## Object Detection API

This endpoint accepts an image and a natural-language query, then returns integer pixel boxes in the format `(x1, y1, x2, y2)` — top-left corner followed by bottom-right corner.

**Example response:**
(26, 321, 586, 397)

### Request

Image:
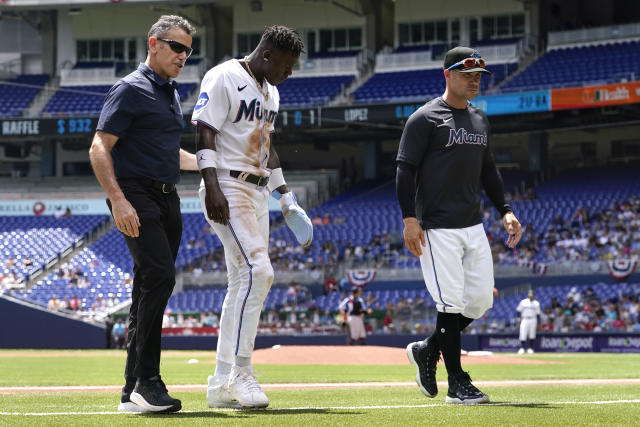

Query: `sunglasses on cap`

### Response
(446, 57, 486, 70)
(157, 38, 193, 58)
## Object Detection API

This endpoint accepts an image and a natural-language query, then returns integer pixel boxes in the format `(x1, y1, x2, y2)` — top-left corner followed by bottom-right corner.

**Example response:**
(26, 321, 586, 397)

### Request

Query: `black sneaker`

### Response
(406, 338, 440, 397)
(118, 379, 146, 413)
(445, 371, 490, 404)
(130, 376, 182, 413)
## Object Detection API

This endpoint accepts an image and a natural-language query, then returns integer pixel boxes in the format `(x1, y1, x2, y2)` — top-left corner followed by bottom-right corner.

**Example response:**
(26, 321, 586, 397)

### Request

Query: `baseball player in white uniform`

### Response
(517, 289, 540, 354)
(339, 288, 373, 345)
(191, 26, 311, 409)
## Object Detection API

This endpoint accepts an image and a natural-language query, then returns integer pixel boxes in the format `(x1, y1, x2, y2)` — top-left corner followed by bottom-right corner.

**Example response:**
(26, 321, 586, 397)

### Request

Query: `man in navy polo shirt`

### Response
(89, 15, 197, 413)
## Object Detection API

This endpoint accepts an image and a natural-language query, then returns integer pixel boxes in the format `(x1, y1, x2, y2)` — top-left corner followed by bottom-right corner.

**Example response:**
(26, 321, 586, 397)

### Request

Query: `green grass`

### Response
(1, 350, 639, 426)
(1, 350, 640, 386)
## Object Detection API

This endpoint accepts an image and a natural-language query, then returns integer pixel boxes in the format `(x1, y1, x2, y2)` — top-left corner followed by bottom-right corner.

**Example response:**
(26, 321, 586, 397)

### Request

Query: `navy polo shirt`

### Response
(97, 63, 185, 184)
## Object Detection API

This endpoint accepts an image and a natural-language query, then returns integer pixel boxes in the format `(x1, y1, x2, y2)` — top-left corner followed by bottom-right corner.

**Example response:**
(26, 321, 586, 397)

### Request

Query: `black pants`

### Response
(108, 178, 182, 380)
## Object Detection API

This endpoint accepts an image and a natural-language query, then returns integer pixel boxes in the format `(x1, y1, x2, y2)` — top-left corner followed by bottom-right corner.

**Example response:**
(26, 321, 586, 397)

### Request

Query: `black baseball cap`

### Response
(443, 46, 491, 74)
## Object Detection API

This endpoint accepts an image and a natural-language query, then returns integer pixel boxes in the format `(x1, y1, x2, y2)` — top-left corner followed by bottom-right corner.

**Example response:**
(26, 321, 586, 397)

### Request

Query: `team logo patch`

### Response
(194, 93, 209, 112)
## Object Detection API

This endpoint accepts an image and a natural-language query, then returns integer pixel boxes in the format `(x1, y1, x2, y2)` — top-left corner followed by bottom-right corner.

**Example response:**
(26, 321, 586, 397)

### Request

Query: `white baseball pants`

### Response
(347, 315, 366, 340)
(519, 318, 537, 341)
(199, 175, 273, 365)
(419, 223, 494, 319)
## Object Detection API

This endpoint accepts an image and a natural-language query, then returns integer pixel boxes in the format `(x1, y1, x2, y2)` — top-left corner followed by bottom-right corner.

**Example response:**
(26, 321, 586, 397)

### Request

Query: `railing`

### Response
(177, 61, 208, 83)
(375, 50, 438, 71)
(60, 67, 117, 86)
(548, 22, 640, 46)
(375, 43, 520, 73)
(294, 51, 372, 77)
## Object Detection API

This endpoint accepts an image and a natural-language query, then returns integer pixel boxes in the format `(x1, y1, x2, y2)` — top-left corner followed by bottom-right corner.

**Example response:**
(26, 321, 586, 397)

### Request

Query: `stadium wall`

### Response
(394, 0, 525, 21)
(0, 296, 105, 349)
(232, 0, 366, 33)
(162, 332, 640, 353)
(71, 5, 203, 40)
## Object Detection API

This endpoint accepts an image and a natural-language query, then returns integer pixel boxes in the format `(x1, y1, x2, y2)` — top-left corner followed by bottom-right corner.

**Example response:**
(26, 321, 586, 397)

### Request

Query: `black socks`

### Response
(435, 312, 462, 375)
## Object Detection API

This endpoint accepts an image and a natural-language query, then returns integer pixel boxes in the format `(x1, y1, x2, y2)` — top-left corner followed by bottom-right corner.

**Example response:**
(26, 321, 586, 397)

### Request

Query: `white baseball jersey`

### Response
(516, 298, 541, 319)
(191, 59, 280, 175)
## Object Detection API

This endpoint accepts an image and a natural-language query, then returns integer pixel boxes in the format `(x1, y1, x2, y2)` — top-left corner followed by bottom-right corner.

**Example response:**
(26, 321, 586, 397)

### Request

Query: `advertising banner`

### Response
(598, 335, 640, 353)
(551, 81, 640, 110)
(478, 333, 640, 353)
(0, 196, 281, 216)
(471, 90, 551, 116)
(0, 197, 205, 216)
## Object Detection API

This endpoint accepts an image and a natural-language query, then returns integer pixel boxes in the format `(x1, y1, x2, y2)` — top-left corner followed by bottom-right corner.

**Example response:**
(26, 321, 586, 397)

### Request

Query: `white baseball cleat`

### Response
(207, 375, 241, 408)
(228, 366, 269, 409)
(517, 348, 525, 355)
(527, 348, 534, 354)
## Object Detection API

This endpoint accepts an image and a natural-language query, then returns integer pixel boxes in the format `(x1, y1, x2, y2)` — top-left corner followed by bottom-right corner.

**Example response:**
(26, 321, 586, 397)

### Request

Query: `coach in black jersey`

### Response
(397, 46, 522, 405)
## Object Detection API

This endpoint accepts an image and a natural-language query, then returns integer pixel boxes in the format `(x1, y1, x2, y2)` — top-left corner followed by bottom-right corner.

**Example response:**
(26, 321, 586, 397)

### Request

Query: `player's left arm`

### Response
(268, 143, 313, 247)
(179, 148, 198, 171)
(480, 123, 522, 248)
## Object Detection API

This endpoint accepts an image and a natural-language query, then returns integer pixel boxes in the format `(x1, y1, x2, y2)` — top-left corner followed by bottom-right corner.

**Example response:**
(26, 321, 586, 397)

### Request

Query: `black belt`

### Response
(143, 178, 176, 194)
(118, 177, 176, 194)
(229, 170, 269, 187)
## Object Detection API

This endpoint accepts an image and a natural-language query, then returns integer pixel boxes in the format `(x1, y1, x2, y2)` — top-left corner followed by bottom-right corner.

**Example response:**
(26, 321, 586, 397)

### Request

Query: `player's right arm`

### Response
(396, 111, 431, 257)
(89, 131, 140, 238)
(192, 69, 231, 224)
(196, 126, 229, 224)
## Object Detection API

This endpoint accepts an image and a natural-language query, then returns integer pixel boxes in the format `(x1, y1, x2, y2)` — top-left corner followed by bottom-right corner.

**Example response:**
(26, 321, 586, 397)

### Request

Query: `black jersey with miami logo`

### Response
(397, 96, 504, 229)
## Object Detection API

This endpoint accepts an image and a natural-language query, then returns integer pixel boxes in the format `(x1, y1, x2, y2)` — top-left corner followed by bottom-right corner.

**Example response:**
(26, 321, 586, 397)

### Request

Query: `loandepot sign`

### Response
(540, 336, 594, 351)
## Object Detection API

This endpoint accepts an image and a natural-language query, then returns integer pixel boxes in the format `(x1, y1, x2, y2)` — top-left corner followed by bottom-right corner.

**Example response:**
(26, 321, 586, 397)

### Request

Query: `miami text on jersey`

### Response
(445, 128, 487, 147)
(233, 98, 278, 124)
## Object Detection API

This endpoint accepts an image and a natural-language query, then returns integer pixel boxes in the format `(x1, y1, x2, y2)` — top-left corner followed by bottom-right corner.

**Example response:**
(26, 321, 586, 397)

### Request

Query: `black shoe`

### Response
(445, 371, 489, 404)
(406, 338, 439, 397)
(130, 376, 182, 413)
(118, 378, 146, 413)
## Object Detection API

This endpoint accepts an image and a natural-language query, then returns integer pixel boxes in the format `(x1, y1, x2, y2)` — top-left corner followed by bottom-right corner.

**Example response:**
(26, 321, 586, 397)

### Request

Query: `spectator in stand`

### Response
(47, 295, 60, 311)
(69, 294, 80, 311)
(322, 213, 332, 225)
(203, 312, 219, 327)
(162, 309, 174, 328)
(334, 214, 345, 225)
(311, 214, 323, 226)
(113, 319, 127, 349)
(22, 256, 33, 268)
(382, 309, 394, 333)
(324, 275, 339, 294)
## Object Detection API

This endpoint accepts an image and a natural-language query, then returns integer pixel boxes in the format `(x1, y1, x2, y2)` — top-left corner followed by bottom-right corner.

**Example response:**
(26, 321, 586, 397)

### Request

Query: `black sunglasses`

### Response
(157, 38, 193, 58)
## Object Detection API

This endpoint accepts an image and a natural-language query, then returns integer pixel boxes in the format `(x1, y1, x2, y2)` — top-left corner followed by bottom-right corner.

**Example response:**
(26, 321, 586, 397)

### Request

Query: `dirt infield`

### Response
(0, 346, 557, 365)
(250, 345, 558, 365)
